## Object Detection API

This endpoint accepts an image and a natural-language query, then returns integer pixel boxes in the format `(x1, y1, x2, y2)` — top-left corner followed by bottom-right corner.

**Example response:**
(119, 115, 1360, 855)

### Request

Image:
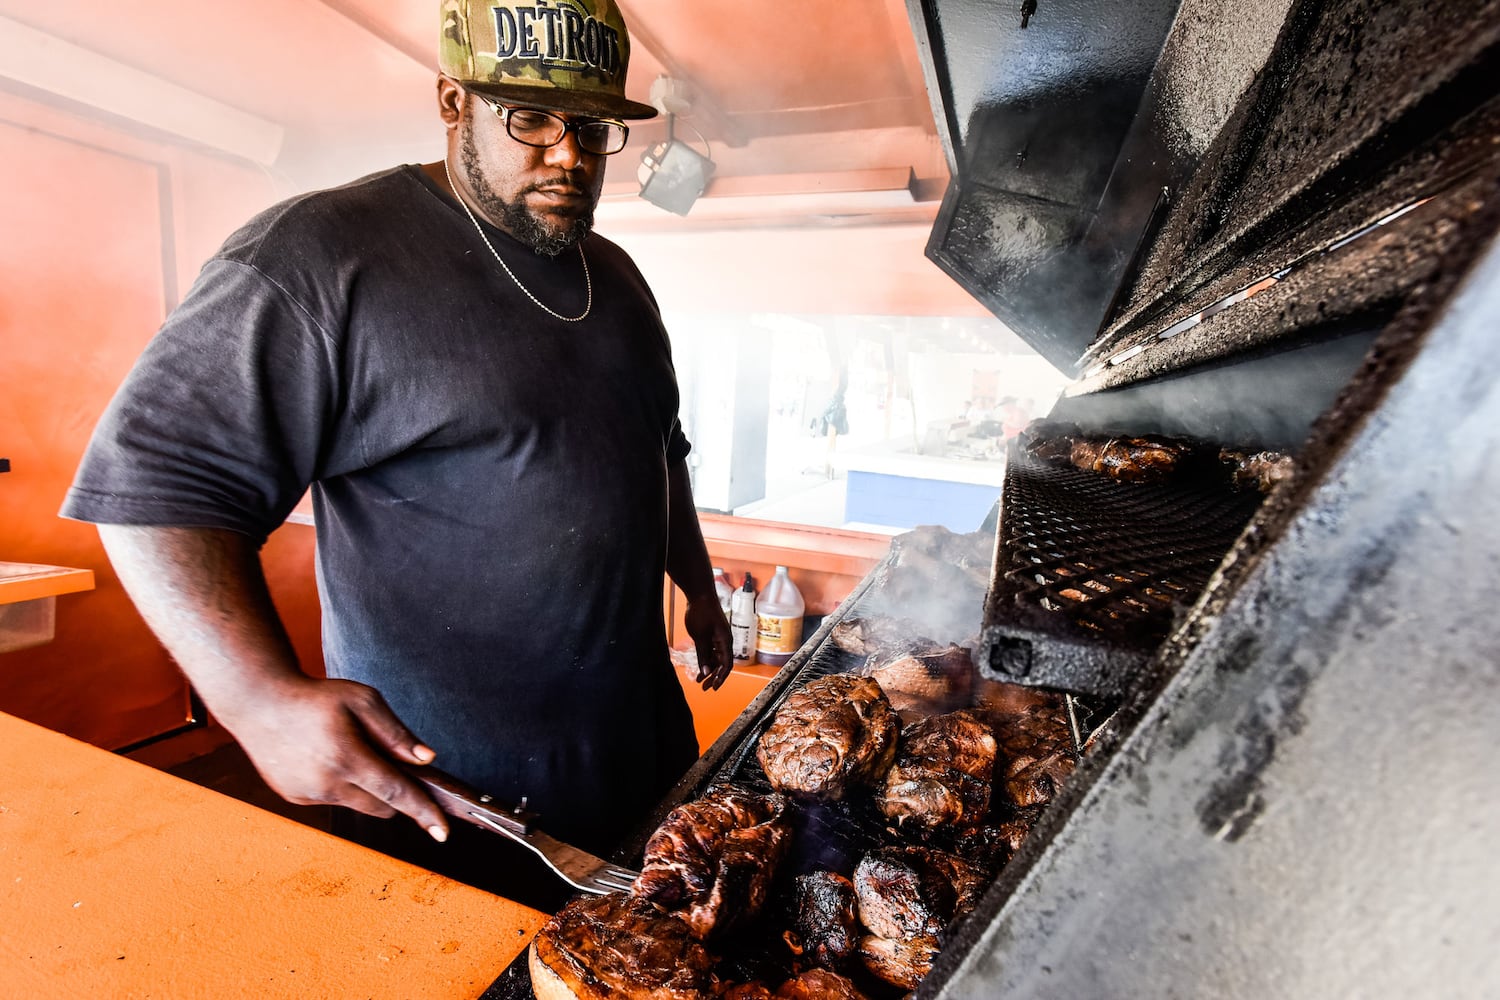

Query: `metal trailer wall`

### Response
(929, 222, 1500, 997)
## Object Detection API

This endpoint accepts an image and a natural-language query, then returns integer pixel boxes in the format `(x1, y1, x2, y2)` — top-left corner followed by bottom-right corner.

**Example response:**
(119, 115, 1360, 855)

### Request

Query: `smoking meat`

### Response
(528, 892, 718, 1000)
(876, 710, 996, 834)
(756, 674, 899, 800)
(633, 784, 792, 941)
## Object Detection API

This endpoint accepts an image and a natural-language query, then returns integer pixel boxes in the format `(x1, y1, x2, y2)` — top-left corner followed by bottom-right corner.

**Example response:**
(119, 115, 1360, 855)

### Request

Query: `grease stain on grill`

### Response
(1195, 664, 1313, 842)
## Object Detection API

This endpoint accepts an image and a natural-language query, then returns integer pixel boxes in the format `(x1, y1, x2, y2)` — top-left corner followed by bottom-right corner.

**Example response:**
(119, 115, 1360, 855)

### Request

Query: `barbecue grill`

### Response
(486, 0, 1500, 995)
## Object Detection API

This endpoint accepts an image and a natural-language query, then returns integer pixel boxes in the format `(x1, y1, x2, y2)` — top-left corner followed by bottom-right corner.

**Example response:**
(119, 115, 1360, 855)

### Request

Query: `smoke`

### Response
(1053, 328, 1383, 451)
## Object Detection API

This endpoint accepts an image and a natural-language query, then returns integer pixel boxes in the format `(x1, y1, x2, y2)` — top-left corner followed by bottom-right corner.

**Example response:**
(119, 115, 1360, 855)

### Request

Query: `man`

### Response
(61, 0, 731, 908)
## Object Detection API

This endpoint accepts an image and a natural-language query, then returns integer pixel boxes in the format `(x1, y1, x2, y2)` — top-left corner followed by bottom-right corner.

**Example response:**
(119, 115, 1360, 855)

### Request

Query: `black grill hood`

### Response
(913, 0, 1500, 382)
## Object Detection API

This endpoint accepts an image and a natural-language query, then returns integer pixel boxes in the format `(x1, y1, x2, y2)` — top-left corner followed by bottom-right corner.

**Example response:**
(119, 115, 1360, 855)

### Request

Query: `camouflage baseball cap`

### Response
(440, 0, 658, 120)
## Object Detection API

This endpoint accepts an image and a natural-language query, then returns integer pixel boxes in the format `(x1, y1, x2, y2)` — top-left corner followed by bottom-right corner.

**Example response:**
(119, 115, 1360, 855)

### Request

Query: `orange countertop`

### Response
(0, 712, 547, 998)
(0, 561, 94, 605)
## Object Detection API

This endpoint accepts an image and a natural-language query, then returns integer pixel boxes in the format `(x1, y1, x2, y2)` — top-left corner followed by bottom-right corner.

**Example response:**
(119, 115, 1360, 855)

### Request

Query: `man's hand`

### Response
(95, 524, 450, 842)
(218, 674, 451, 840)
(684, 596, 734, 691)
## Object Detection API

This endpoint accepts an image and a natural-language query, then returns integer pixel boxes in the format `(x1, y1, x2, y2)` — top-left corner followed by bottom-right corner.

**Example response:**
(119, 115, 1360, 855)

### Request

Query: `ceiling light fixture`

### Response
(637, 76, 715, 216)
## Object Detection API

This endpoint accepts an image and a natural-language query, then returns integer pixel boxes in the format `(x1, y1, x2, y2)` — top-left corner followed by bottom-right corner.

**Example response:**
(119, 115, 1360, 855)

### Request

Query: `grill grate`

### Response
(980, 444, 1265, 697)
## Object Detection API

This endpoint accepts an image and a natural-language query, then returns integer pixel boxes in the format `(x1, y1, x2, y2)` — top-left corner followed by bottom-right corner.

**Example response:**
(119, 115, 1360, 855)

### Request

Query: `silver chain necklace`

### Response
(443, 158, 592, 323)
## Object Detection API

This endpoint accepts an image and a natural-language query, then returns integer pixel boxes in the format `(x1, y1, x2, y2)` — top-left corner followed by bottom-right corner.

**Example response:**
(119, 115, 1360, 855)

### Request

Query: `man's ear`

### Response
(436, 75, 463, 131)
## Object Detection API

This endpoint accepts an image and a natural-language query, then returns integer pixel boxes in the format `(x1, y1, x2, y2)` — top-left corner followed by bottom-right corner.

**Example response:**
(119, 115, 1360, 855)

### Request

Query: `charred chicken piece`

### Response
(995, 702, 1077, 809)
(1018, 419, 1082, 464)
(633, 784, 792, 941)
(1070, 435, 1196, 482)
(757, 675, 899, 800)
(829, 615, 936, 660)
(947, 818, 1029, 874)
(1023, 420, 1216, 484)
(877, 710, 996, 834)
(773, 968, 869, 999)
(1220, 447, 1295, 492)
(871, 526, 995, 637)
(858, 932, 941, 992)
(719, 985, 774, 1000)
(866, 643, 976, 718)
(528, 892, 719, 1000)
(854, 846, 985, 942)
(854, 846, 985, 990)
(722, 970, 868, 1000)
(972, 677, 1063, 721)
(782, 871, 861, 971)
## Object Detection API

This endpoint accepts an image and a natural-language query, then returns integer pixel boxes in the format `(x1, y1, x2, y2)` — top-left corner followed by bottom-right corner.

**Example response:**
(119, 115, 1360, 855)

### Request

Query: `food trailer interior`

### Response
(2, 0, 1497, 996)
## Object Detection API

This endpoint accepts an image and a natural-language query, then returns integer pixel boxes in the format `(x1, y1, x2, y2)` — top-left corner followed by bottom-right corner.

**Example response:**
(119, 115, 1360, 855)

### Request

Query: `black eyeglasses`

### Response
(475, 96, 630, 156)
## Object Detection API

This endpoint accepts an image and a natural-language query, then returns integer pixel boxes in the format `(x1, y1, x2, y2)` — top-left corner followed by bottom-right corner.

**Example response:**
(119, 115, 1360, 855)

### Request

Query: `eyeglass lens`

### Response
(505, 107, 628, 155)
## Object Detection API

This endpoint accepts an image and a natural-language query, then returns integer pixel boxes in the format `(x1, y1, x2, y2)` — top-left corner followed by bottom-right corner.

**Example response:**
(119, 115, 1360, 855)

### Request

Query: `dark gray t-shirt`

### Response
(63, 165, 697, 848)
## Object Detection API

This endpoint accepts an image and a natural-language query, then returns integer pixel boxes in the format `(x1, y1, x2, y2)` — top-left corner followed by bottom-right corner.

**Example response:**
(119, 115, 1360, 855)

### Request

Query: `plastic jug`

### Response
(755, 566, 805, 668)
(712, 567, 734, 617)
(730, 573, 758, 664)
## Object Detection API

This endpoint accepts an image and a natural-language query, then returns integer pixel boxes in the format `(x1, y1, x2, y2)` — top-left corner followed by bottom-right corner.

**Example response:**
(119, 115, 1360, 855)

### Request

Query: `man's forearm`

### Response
(665, 459, 716, 602)
(96, 524, 304, 715)
(97, 523, 449, 833)
(665, 460, 734, 688)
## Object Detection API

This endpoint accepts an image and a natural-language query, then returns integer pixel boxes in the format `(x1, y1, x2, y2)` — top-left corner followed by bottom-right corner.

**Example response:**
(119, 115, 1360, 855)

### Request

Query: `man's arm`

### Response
(97, 524, 450, 840)
(665, 460, 733, 690)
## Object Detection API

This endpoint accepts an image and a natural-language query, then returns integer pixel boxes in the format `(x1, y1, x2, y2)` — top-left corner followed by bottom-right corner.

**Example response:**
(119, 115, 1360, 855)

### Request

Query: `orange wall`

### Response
(0, 90, 322, 750)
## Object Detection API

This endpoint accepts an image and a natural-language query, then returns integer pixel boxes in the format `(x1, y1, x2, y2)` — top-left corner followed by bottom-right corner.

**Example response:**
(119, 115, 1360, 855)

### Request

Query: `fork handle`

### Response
(401, 763, 540, 836)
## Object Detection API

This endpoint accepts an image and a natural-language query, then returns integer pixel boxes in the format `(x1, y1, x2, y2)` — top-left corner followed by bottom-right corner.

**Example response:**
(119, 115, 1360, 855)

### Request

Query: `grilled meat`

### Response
(1025, 418, 1295, 493)
(877, 710, 996, 834)
(854, 846, 985, 990)
(1005, 750, 1077, 807)
(528, 892, 718, 1000)
(1070, 435, 1196, 482)
(782, 871, 861, 971)
(995, 702, 1077, 808)
(722, 970, 868, 1000)
(719, 985, 774, 1000)
(829, 615, 935, 660)
(871, 526, 995, 639)
(947, 819, 1029, 874)
(866, 643, 976, 718)
(972, 677, 1062, 721)
(1018, 419, 1082, 463)
(757, 674, 899, 800)
(772, 969, 869, 999)
(633, 784, 793, 941)
(857, 932, 940, 991)
(853, 846, 985, 942)
(993, 817, 1034, 854)
(1220, 447, 1295, 492)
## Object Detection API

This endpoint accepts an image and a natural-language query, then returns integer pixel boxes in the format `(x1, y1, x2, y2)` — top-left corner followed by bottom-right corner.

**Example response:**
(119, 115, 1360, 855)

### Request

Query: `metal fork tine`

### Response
(469, 812, 641, 896)
(585, 871, 640, 894)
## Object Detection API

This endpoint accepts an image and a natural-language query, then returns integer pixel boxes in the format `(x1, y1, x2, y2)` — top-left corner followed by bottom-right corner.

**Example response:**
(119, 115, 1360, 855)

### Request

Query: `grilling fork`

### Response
(405, 765, 642, 895)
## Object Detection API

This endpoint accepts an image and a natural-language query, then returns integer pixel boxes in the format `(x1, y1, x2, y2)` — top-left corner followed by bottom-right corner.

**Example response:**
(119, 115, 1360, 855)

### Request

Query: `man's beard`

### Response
(459, 123, 594, 258)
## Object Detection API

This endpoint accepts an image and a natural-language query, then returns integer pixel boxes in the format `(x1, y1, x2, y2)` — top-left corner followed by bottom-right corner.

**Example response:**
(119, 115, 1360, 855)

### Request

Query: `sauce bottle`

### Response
(755, 566, 805, 668)
(730, 573, 758, 664)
